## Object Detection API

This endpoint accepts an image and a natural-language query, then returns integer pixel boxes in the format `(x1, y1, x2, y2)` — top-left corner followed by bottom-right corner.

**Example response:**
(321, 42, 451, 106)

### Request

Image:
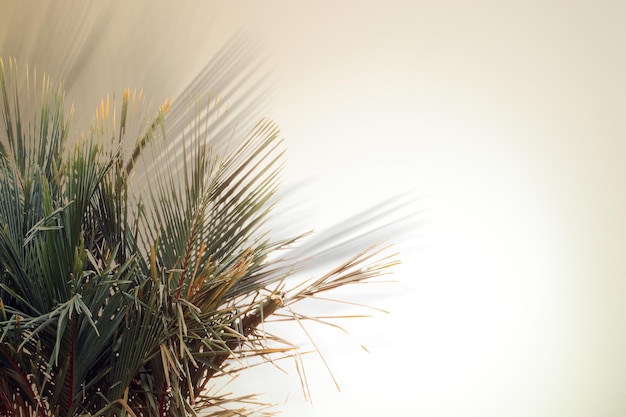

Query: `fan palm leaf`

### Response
(0, 56, 399, 417)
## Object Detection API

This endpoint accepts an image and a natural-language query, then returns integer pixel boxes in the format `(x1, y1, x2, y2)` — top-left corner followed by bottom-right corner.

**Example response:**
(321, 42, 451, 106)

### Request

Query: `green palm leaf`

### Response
(0, 56, 399, 417)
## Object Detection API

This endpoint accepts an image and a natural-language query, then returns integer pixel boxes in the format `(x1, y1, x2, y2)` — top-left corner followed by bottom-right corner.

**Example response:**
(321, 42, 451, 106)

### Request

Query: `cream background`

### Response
(2, 1, 626, 415)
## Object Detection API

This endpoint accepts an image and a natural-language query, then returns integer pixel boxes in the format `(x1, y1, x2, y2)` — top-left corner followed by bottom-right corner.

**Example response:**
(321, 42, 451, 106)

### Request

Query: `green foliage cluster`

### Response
(0, 58, 396, 416)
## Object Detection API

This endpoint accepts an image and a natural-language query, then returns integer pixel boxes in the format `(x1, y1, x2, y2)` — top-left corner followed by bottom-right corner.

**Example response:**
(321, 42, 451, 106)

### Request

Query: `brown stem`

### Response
(203, 294, 283, 383)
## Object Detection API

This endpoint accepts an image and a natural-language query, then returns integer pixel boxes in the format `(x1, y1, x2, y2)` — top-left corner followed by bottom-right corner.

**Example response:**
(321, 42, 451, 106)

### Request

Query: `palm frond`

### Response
(0, 56, 402, 417)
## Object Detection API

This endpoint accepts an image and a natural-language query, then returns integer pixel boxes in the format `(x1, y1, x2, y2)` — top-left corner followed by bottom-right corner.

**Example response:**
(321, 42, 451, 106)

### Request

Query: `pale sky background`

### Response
(2, 1, 626, 416)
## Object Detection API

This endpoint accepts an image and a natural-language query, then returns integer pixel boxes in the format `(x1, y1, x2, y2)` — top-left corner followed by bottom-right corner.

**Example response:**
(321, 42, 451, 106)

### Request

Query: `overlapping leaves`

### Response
(0, 58, 398, 417)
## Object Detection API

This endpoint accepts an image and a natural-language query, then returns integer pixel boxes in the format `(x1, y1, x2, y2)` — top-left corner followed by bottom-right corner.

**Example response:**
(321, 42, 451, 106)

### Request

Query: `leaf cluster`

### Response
(0, 58, 397, 417)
